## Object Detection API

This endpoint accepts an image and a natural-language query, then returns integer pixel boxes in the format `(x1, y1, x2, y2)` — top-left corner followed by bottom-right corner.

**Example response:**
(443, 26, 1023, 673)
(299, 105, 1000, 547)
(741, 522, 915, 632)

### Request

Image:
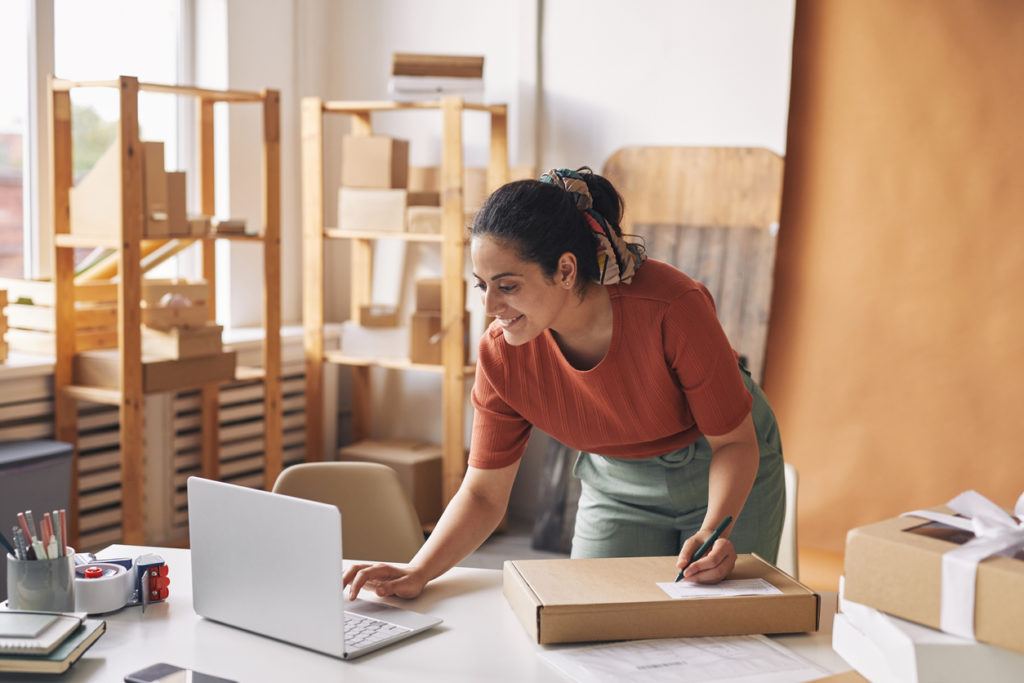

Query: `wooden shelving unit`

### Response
(302, 96, 507, 503)
(51, 76, 282, 545)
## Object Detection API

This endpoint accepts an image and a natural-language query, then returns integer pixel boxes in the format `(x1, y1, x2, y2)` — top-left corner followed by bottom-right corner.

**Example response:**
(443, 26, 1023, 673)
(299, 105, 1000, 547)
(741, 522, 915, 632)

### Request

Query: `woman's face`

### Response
(470, 235, 572, 346)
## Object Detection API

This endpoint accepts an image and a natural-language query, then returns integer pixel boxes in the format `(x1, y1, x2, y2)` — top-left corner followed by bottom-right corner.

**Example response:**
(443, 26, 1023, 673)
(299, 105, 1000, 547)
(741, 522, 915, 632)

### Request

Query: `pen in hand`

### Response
(675, 515, 733, 582)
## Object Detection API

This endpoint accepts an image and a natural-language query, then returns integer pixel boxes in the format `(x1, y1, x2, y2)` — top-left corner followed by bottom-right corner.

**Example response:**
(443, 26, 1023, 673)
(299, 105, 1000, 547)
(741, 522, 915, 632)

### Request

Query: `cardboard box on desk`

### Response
(504, 554, 820, 645)
(843, 505, 1024, 655)
(337, 439, 442, 525)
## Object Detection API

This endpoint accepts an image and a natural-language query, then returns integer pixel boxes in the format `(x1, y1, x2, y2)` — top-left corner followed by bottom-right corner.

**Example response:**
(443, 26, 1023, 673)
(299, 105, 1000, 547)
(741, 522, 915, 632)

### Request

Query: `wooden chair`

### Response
(272, 462, 425, 563)
(602, 146, 784, 382)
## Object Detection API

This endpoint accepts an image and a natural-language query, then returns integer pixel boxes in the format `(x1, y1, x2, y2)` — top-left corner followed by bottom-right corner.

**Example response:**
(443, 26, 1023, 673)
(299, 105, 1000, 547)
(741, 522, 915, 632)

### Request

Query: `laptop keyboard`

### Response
(344, 611, 412, 650)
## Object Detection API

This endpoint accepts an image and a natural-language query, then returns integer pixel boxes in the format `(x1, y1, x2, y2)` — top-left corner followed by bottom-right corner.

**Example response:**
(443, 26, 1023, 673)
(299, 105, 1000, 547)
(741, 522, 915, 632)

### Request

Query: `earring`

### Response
(564, 281, 571, 287)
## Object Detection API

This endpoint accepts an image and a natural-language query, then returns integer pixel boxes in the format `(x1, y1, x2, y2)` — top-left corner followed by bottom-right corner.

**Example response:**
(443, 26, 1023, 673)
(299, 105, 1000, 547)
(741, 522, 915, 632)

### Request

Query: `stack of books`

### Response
(389, 53, 484, 101)
(0, 611, 106, 675)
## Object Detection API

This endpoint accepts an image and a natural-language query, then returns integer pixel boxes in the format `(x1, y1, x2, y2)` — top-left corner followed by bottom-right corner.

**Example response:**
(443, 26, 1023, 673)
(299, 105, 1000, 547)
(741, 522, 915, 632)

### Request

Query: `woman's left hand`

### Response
(675, 533, 736, 583)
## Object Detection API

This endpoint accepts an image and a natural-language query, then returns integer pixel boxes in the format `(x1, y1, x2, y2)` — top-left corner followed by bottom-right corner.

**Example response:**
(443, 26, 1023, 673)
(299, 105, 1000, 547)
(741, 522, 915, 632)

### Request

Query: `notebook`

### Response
(0, 611, 84, 655)
(0, 619, 106, 674)
(187, 476, 442, 660)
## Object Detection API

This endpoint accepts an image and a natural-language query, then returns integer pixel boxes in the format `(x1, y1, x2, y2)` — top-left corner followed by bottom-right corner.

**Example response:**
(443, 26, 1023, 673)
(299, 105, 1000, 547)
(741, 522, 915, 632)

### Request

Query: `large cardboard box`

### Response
(341, 135, 409, 189)
(843, 507, 1024, 655)
(504, 554, 820, 644)
(337, 439, 442, 524)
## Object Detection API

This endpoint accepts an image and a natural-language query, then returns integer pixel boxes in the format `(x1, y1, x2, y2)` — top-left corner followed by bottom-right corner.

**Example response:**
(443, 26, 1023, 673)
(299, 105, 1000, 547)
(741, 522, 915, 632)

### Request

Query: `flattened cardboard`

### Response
(843, 507, 1024, 655)
(73, 349, 236, 392)
(503, 554, 820, 644)
(166, 171, 188, 236)
(337, 439, 442, 524)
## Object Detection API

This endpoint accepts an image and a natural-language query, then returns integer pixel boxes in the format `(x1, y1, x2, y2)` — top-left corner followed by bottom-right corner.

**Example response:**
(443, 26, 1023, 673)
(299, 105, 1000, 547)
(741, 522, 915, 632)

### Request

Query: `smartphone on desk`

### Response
(125, 662, 237, 683)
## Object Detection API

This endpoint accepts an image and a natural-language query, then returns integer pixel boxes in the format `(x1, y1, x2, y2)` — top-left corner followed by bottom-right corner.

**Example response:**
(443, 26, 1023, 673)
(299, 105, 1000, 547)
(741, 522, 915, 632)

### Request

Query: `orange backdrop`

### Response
(764, 1, 1024, 553)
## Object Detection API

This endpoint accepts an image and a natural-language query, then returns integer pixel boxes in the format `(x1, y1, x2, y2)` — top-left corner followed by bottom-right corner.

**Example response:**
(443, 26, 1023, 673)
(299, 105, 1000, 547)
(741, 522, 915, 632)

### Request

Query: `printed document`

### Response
(541, 634, 828, 683)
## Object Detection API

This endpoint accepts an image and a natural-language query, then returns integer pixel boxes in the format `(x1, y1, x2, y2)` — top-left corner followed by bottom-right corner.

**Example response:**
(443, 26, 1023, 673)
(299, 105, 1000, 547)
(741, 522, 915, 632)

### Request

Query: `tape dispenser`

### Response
(73, 553, 170, 615)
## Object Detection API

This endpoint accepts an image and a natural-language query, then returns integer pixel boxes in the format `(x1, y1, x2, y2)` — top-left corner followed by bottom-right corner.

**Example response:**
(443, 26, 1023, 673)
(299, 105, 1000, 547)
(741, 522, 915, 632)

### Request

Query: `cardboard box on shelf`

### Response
(504, 554, 820, 645)
(337, 439, 443, 525)
(414, 278, 466, 313)
(73, 349, 236, 393)
(409, 310, 470, 366)
(142, 321, 223, 359)
(341, 135, 409, 189)
(415, 278, 443, 312)
(358, 304, 399, 328)
(843, 498, 1024, 655)
(407, 190, 440, 207)
(339, 320, 408, 360)
(338, 188, 407, 232)
(141, 303, 210, 330)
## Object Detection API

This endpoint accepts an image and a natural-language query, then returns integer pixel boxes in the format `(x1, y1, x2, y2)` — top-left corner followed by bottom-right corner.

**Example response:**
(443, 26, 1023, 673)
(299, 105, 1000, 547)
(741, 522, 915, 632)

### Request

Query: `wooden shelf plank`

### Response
(324, 228, 444, 243)
(321, 100, 506, 115)
(55, 233, 121, 249)
(323, 350, 474, 377)
(52, 78, 263, 102)
(62, 385, 123, 406)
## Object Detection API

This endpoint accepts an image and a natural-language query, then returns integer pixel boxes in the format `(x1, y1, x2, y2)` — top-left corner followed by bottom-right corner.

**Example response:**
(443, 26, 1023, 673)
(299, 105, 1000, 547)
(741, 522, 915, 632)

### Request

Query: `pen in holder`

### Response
(6, 547, 76, 612)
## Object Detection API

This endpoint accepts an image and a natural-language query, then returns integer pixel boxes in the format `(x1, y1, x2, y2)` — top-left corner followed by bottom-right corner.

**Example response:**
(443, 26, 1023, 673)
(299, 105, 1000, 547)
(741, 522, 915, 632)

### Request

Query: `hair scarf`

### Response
(540, 168, 646, 285)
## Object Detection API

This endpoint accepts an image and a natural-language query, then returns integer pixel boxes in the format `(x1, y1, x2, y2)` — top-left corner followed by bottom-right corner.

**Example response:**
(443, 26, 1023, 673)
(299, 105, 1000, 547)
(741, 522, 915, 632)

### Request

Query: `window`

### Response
(0, 0, 29, 278)
(55, 0, 184, 272)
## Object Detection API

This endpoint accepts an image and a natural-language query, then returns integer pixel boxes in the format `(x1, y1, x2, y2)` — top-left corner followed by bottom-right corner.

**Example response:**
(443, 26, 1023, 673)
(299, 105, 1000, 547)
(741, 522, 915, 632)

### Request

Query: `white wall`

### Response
(539, 0, 795, 169)
(209, 0, 795, 518)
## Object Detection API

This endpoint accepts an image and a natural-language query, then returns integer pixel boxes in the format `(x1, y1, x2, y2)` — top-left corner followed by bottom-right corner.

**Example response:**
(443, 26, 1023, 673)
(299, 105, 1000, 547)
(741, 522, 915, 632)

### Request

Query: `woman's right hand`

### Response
(342, 562, 428, 601)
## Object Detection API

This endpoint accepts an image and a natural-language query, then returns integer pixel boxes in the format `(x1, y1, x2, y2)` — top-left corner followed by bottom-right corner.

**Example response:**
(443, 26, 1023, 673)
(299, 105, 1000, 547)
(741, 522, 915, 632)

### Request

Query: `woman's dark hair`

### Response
(470, 166, 625, 293)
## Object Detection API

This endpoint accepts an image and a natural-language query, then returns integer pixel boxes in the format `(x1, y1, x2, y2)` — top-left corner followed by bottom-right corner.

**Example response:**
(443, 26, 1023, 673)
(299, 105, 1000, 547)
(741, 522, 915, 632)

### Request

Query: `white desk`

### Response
(8, 545, 852, 682)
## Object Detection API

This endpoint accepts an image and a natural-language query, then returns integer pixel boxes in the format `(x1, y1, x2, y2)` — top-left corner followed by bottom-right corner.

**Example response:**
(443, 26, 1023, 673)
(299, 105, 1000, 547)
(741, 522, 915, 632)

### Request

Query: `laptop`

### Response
(187, 476, 442, 660)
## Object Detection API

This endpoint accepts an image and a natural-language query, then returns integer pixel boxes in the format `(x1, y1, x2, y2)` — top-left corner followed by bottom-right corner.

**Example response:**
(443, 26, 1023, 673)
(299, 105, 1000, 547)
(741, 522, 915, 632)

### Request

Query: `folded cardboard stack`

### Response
(71, 140, 211, 239)
(388, 53, 484, 102)
(504, 553, 819, 645)
(838, 490, 1024, 680)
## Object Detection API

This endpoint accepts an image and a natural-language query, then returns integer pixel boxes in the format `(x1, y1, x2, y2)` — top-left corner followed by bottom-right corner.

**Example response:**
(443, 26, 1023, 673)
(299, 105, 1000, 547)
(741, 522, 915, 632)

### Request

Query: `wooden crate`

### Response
(73, 349, 237, 393)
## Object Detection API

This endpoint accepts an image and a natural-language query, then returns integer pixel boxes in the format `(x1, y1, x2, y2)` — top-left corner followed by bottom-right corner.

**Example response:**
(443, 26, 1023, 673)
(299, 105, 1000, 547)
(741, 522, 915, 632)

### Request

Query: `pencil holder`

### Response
(6, 548, 75, 612)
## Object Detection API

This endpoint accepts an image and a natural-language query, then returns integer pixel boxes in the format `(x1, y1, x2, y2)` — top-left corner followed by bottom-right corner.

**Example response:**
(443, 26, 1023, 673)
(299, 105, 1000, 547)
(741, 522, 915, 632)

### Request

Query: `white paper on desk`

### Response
(656, 577, 782, 599)
(541, 634, 828, 683)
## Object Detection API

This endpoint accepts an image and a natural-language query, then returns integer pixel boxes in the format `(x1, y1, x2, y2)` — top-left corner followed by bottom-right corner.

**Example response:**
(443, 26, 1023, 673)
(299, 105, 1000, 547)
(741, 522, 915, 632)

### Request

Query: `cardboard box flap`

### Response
(509, 554, 813, 606)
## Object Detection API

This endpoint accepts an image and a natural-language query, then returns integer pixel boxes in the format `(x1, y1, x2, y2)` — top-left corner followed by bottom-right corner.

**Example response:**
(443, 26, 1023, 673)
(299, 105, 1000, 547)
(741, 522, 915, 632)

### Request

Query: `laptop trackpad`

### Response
(346, 598, 441, 630)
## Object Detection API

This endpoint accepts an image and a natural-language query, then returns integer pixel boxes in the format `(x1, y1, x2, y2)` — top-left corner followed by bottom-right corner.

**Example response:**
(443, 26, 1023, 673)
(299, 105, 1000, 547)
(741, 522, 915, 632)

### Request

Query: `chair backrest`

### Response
(602, 146, 785, 382)
(272, 462, 425, 563)
(776, 462, 799, 579)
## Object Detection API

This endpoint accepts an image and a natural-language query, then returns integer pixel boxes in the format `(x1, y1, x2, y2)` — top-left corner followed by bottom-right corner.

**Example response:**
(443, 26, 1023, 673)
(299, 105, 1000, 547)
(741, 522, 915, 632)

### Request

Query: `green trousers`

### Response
(570, 366, 785, 561)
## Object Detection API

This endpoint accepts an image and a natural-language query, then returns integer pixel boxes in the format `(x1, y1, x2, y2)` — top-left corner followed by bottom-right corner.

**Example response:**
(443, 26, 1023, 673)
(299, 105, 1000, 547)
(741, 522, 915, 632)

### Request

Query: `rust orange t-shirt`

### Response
(469, 259, 752, 469)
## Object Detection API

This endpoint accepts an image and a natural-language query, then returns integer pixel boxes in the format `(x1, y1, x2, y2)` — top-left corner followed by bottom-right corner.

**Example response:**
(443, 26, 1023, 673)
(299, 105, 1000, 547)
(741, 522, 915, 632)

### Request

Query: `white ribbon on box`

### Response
(901, 490, 1024, 640)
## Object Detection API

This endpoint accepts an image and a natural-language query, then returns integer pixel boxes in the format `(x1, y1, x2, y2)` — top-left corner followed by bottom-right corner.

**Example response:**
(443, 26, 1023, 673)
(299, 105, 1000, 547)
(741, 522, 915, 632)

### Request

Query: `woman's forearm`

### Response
(703, 415, 759, 534)
(408, 464, 518, 582)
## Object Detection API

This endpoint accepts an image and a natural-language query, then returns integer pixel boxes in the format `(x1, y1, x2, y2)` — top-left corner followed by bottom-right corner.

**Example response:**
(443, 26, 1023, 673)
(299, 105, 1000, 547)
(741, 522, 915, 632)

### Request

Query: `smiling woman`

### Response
(344, 168, 788, 604)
